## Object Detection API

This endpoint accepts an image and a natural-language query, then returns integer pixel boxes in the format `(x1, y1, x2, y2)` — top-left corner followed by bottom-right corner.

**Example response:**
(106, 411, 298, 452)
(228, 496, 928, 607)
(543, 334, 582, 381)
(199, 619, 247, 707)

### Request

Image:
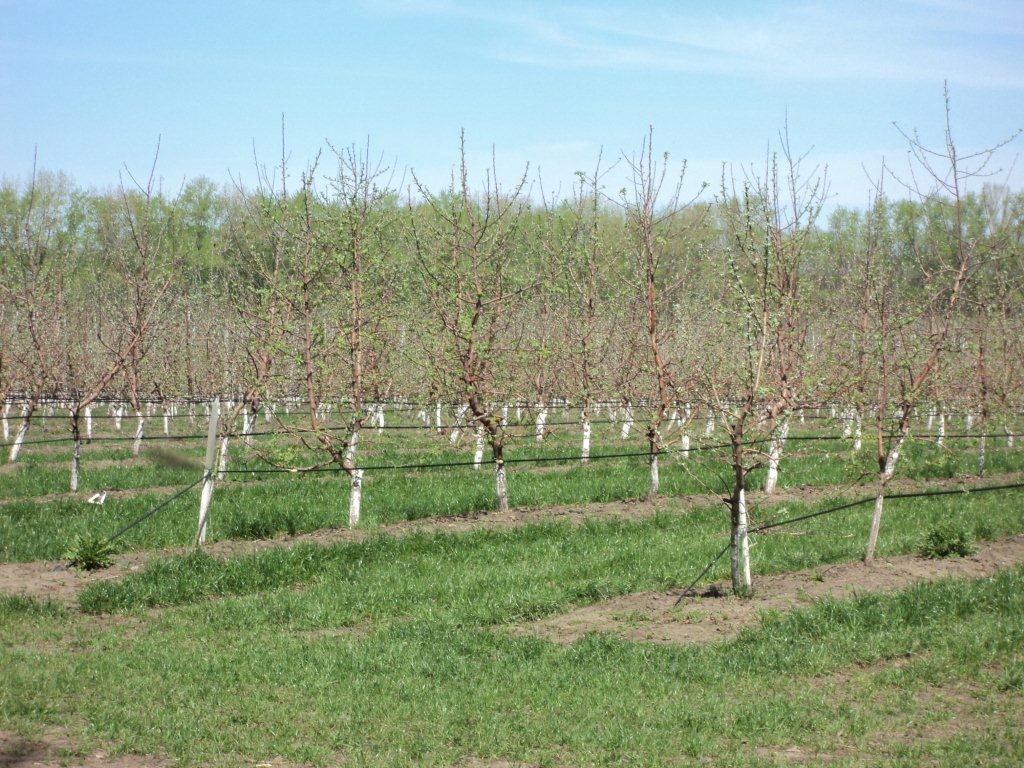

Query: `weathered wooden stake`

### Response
(196, 397, 221, 546)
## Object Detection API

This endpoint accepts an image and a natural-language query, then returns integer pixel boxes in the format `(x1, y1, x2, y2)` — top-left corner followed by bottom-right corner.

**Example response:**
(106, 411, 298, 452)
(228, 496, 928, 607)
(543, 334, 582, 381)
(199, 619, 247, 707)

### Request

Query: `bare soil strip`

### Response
(0, 728, 169, 768)
(0, 471, 1018, 606)
(518, 534, 1024, 646)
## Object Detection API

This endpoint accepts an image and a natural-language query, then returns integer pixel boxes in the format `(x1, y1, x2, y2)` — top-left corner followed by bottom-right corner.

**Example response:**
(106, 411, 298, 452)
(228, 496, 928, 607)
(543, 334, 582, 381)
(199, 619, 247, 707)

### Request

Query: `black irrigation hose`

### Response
(104, 478, 203, 546)
(185, 432, 1021, 477)
(673, 480, 1024, 603)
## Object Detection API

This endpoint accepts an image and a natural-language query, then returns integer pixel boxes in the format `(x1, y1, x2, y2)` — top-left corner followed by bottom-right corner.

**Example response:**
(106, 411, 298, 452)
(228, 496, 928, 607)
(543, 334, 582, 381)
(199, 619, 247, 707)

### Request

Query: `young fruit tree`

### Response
(696, 128, 826, 593)
(860, 90, 1020, 562)
(411, 135, 530, 513)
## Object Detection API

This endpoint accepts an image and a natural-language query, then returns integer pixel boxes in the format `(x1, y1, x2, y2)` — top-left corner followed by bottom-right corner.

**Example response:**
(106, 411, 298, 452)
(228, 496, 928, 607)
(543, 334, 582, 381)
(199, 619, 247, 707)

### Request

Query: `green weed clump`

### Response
(63, 534, 118, 570)
(919, 519, 977, 559)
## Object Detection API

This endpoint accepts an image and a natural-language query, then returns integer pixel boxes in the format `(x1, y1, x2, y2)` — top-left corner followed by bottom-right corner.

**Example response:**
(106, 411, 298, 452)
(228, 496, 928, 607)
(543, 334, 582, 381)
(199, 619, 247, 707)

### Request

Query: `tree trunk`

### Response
(535, 403, 548, 443)
(764, 418, 789, 495)
(70, 415, 82, 492)
(217, 435, 229, 480)
(620, 402, 634, 440)
(8, 403, 31, 462)
(864, 429, 908, 562)
(580, 408, 591, 464)
(647, 429, 660, 501)
(1, 399, 9, 442)
(132, 412, 145, 457)
(344, 429, 359, 464)
(494, 446, 509, 513)
(348, 469, 364, 527)
(473, 424, 484, 469)
(730, 478, 751, 594)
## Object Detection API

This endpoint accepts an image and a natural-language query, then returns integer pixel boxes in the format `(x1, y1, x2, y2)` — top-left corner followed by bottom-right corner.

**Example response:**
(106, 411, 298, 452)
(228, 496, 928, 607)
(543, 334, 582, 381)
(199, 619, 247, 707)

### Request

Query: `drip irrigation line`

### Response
(11, 414, 1019, 447)
(673, 479, 1024, 604)
(104, 478, 203, 546)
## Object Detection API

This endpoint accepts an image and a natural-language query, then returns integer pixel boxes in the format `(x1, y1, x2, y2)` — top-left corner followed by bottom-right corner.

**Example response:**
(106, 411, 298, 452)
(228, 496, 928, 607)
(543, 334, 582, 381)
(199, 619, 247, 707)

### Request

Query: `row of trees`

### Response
(2, 99, 1022, 590)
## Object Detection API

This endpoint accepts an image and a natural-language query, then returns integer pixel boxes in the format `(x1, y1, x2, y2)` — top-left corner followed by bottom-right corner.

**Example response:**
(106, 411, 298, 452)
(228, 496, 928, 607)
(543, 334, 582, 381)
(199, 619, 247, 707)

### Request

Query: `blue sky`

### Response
(2, 0, 1022, 208)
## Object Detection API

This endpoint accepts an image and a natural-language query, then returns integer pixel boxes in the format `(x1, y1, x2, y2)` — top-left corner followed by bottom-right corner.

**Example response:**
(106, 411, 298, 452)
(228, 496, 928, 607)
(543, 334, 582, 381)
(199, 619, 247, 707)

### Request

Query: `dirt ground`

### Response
(0, 729, 169, 768)
(518, 534, 1024, 646)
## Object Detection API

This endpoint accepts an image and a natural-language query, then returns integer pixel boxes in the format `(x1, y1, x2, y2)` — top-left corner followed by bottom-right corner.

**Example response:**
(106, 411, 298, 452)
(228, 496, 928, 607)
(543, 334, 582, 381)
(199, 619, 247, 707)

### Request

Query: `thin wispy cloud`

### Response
(370, 0, 1024, 88)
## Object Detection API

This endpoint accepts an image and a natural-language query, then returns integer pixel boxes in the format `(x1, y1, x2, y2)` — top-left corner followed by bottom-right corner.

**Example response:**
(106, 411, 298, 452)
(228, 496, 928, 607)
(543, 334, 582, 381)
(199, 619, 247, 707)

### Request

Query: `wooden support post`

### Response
(196, 397, 220, 546)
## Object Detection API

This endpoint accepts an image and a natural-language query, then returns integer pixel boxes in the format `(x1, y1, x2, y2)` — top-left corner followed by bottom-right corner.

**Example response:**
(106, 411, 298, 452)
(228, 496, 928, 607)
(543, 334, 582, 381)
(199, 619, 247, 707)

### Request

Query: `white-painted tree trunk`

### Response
(114, 404, 123, 432)
(449, 405, 467, 444)
(620, 403, 634, 440)
(348, 469, 364, 527)
(704, 412, 714, 437)
(936, 411, 946, 447)
(217, 435, 229, 480)
(581, 411, 592, 464)
(731, 486, 751, 593)
(764, 419, 789, 495)
(495, 460, 508, 513)
(242, 409, 254, 447)
(1006, 425, 1015, 449)
(345, 430, 359, 464)
(473, 425, 485, 469)
(648, 451, 660, 498)
(965, 411, 974, 431)
(9, 404, 31, 462)
(70, 436, 81, 492)
(680, 433, 690, 457)
(435, 402, 443, 433)
(163, 409, 171, 436)
(85, 406, 93, 441)
(978, 434, 987, 476)
(535, 405, 548, 443)
(132, 412, 145, 457)
(2, 400, 10, 442)
(865, 429, 909, 562)
(853, 410, 862, 452)
(842, 408, 853, 438)
(927, 410, 934, 430)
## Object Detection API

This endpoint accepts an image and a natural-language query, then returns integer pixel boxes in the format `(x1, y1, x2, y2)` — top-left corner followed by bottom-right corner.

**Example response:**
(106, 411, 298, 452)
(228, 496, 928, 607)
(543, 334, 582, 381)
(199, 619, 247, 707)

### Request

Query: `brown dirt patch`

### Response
(0, 729, 169, 768)
(519, 534, 1024, 646)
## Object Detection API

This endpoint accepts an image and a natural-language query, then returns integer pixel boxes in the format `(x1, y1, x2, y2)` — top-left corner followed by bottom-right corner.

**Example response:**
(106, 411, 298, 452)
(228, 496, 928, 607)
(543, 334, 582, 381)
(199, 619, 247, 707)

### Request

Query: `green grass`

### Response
(3, 563, 1022, 766)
